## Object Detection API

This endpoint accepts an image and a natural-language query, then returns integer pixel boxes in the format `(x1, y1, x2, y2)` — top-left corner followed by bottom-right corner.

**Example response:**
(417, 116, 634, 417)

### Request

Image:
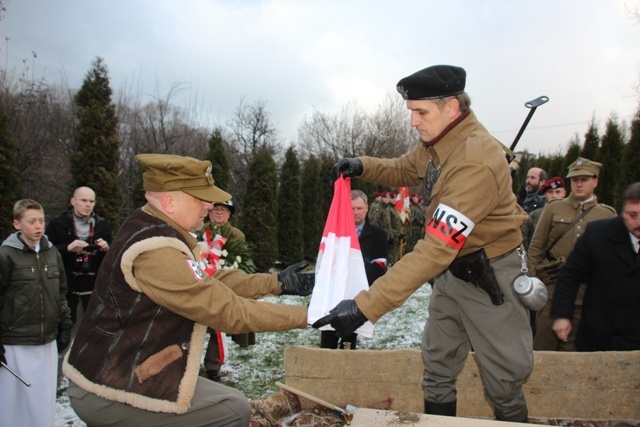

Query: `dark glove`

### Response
(330, 158, 363, 184)
(57, 323, 74, 352)
(278, 262, 315, 296)
(1, 343, 5, 365)
(312, 299, 368, 337)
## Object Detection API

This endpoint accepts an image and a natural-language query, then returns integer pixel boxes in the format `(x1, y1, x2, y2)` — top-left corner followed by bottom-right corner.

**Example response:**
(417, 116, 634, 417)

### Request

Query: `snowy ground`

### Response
(54, 283, 432, 426)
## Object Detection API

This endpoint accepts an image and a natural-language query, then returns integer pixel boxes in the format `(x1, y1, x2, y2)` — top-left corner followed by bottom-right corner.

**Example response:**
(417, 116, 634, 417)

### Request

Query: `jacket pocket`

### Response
(134, 345, 183, 384)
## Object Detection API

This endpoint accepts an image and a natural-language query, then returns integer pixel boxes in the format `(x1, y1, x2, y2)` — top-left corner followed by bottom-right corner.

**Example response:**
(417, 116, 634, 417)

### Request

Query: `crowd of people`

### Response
(1, 63, 639, 426)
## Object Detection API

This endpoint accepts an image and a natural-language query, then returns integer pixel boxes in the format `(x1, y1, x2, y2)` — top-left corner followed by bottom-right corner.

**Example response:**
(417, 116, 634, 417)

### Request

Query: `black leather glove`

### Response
(278, 262, 315, 296)
(330, 158, 363, 184)
(312, 299, 368, 337)
(57, 323, 74, 352)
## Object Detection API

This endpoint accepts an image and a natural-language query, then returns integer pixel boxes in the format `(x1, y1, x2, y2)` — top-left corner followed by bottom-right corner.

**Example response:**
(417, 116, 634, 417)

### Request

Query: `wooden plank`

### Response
(350, 408, 529, 426)
(284, 346, 640, 420)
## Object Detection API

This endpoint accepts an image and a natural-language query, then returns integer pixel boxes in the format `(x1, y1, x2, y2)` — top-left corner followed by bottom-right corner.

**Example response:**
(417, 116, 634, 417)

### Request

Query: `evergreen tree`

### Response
(581, 119, 600, 161)
(595, 114, 624, 207)
(617, 105, 640, 211)
(206, 127, 231, 192)
(0, 103, 22, 239)
(70, 57, 122, 230)
(277, 147, 303, 265)
(560, 137, 581, 178)
(242, 148, 278, 272)
(319, 158, 335, 220)
(301, 156, 323, 260)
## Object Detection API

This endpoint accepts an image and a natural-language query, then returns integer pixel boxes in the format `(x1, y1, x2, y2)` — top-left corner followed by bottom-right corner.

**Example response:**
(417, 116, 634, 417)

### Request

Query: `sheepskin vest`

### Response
(62, 208, 207, 414)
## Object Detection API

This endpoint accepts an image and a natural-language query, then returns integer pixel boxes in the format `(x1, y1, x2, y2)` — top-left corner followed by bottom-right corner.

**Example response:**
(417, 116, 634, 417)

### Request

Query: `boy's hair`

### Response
(13, 199, 44, 220)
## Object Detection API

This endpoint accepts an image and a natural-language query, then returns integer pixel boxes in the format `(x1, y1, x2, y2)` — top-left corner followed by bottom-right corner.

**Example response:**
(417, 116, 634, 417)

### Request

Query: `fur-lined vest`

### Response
(62, 208, 206, 414)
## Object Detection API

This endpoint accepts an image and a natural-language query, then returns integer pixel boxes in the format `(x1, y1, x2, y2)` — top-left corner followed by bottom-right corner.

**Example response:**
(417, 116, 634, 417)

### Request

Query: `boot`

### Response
(424, 400, 456, 416)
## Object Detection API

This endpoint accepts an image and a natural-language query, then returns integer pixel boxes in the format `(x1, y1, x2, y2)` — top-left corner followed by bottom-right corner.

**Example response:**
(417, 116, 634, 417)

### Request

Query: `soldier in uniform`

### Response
(406, 193, 426, 253)
(528, 158, 616, 351)
(63, 154, 314, 426)
(521, 176, 566, 250)
(368, 192, 389, 234)
(384, 191, 404, 264)
(314, 65, 532, 422)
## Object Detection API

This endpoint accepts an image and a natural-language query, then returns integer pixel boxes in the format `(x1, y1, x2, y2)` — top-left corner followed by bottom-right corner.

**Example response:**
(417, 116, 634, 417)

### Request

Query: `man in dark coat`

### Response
(551, 182, 640, 351)
(46, 186, 112, 323)
(320, 190, 387, 349)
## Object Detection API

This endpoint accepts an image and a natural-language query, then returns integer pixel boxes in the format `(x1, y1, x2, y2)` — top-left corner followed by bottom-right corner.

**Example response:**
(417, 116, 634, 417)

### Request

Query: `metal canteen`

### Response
(512, 275, 548, 311)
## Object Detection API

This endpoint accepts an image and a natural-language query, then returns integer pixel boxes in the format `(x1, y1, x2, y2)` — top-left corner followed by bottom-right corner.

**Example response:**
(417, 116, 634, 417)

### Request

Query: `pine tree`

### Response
(277, 147, 303, 265)
(596, 114, 624, 207)
(319, 158, 335, 220)
(242, 148, 278, 272)
(70, 57, 122, 230)
(617, 105, 640, 211)
(301, 156, 323, 260)
(581, 119, 600, 161)
(560, 137, 581, 178)
(206, 127, 231, 192)
(0, 103, 22, 239)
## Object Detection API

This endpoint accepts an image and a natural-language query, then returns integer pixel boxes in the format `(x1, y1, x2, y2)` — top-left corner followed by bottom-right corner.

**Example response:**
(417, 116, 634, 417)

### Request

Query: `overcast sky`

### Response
(2, 0, 639, 155)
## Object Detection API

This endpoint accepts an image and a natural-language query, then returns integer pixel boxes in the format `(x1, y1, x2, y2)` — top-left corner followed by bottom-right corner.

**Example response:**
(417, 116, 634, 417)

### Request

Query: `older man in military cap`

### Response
(315, 65, 532, 422)
(63, 154, 313, 426)
(529, 157, 616, 351)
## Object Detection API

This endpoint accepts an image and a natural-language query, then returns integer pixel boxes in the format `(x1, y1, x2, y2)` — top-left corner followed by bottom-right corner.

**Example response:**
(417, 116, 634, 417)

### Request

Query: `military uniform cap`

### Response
(397, 65, 466, 100)
(566, 157, 602, 178)
(136, 153, 231, 202)
(539, 176, 565, 194)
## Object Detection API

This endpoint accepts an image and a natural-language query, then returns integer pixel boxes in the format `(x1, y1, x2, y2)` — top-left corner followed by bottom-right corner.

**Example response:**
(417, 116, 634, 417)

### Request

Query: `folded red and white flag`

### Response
(307, 177, 374, 338)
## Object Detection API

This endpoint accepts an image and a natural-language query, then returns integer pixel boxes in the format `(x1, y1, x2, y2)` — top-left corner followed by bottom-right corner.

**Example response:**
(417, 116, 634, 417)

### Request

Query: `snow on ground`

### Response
(54, 283, 432, 426)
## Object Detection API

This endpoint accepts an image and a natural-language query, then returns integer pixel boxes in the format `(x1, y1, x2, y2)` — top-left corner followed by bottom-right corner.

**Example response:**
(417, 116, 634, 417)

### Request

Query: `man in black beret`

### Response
(315, 65, 532, 422)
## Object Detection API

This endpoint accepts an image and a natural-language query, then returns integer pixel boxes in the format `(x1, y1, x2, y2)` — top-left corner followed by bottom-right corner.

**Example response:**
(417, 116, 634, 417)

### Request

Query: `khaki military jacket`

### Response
(354, 111, 527, 322)
(528, 193, 616, 276)
(134, 205, 306, 331)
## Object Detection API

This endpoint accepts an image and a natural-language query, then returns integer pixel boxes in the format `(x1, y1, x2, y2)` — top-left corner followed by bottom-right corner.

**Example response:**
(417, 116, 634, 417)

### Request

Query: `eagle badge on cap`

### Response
(205, 165, 214, 186)
(576, 158, 583, 166)
(397, 85, 409, 100)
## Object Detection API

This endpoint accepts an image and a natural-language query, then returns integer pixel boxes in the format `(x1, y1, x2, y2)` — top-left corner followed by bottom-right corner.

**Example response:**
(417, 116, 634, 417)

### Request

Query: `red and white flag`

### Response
(395, 186, 410, 223)
(307, 177, 374, 337)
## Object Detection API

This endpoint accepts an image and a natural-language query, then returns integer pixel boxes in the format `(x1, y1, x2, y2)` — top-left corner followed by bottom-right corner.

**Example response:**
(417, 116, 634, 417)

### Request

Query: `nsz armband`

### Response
(425, 203, 475, 250)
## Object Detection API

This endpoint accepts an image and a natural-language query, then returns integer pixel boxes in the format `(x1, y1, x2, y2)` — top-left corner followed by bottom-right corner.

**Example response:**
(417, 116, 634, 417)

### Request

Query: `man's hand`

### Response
(330, 158, 363, 184)
(278, 262, 315, 296)
(96, 237, 110, 252)
(312, 299, 368, 337)
(57, 323, 74, 352)
(552, 318, 572, 342)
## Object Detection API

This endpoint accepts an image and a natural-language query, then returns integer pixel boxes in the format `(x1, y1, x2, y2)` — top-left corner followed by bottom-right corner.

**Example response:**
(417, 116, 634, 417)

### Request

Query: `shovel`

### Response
(275, 381, 357, 425)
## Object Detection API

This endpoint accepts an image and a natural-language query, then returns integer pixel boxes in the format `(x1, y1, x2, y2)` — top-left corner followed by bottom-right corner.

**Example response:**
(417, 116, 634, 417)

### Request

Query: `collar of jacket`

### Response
(567, 192, 598, 210)
(421, 109, 471, 148)
(425, 110, 484, 168)
(142, 203, 198, 250)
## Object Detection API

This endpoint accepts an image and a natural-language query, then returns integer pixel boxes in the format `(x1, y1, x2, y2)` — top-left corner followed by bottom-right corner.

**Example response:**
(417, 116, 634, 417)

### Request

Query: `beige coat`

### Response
(354, 111, 527, 322)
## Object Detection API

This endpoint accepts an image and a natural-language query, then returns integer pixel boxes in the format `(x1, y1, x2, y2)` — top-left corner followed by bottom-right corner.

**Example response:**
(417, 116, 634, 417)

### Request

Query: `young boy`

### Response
(0, 199, 73, 426)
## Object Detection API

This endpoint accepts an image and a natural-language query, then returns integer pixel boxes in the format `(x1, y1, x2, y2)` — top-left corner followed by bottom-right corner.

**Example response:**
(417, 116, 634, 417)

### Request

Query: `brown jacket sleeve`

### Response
(134, 247, 307, 334)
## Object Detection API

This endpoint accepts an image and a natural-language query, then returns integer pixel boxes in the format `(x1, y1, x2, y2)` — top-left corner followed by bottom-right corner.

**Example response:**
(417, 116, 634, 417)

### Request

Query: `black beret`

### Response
(396, 65, 466, 100)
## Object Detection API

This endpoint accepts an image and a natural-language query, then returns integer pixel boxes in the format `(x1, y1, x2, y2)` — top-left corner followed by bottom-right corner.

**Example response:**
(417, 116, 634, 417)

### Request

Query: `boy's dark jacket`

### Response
(0, 232, 72, 345)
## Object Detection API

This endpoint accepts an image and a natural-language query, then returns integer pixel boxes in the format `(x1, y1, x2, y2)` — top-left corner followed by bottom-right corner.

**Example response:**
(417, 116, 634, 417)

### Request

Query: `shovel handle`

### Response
(275, 381, 346, 414)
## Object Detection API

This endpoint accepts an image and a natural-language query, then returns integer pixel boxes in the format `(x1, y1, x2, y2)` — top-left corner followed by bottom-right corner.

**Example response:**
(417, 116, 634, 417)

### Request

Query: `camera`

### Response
(75, 254, 92, 272)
